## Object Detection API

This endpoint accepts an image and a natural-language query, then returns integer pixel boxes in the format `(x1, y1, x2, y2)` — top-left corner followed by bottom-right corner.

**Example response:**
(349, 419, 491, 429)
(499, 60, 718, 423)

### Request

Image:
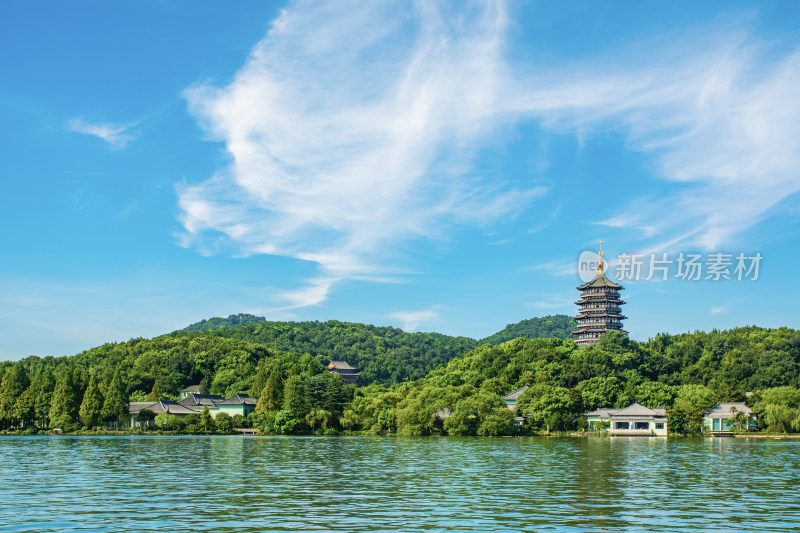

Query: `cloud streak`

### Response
(388, 308, 439, 332)
(178, 0, 545, 306)
(67, 118, 138, 149)
(178, 1, 800, 307)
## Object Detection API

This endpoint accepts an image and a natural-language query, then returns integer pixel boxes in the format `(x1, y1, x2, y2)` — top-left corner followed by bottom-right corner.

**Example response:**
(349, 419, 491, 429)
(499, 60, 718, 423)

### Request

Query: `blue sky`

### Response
(2, 1, 800, 361)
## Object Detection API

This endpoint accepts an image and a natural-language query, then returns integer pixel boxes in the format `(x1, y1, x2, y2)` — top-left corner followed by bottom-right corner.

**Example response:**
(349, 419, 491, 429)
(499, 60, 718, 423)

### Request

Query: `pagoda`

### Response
(572, 243, 627, 346)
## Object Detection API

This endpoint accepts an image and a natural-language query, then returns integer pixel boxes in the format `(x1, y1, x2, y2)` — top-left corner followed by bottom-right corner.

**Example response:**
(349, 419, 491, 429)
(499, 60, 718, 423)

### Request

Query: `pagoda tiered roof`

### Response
(572, 242, 628, 346)
(576, 273, 623, 290)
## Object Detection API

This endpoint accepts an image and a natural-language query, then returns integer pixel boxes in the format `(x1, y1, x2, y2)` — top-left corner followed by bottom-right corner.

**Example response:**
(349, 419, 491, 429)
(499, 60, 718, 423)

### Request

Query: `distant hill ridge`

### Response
(174, 314, 575, 384)
(182, 313, 267, 332)
(182, 313, 575, 344)
(480, 315, 575, 344)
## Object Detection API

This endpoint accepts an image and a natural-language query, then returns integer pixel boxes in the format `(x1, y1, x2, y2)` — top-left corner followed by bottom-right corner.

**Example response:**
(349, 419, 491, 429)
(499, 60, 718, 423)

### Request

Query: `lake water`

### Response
(1, 436, 799, 532)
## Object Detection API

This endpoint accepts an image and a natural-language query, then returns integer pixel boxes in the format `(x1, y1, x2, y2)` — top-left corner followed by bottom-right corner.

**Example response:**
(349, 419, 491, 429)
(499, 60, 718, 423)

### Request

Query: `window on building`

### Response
(655, 423, 664, 430)
(634, 422, 650, 430)
(615, 421, 629, 430)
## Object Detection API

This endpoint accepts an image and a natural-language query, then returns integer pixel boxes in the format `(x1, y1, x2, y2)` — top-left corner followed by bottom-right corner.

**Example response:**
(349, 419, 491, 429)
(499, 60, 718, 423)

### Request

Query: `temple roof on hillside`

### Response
(180, 384, 201, 393)
(217, 393, 258, 406)
(501, 386, 529, 401)
(704, 402, 751, 416)
(576, 273, 623, 290)
(328, 361, 356, 370)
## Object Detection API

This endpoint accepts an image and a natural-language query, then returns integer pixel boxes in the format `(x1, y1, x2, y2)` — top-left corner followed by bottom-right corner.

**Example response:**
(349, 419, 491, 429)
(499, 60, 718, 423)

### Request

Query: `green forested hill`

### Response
(347, 326, 800, 436)
(170, 320, 479, 384)
(3, 318, 799, 436)
(481, 315, 575, 344)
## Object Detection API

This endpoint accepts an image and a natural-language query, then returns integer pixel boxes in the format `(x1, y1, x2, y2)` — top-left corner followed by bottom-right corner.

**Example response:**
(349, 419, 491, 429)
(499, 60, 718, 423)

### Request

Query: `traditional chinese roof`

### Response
(217, 393, 258, 406)
(704, 402, 751, 417)
(611, 402, 666, 418)
(179, 394, 223, 408)
(501, 386, 529, 401)
(576, 273, 623, 290)
(129, 400, 199, 416)
(584, 408, 620, 418)
(328, 361, 356, 371)
(180, 384, 201, 393)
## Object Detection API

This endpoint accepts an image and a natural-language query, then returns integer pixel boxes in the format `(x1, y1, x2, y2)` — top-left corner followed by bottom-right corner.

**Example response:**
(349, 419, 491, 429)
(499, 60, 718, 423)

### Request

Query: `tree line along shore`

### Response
(1, 316, 799, 436)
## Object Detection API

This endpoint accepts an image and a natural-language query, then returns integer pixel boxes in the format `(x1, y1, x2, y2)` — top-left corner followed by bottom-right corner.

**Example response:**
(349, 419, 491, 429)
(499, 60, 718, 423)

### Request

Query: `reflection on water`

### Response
(1, 436, 799, 532)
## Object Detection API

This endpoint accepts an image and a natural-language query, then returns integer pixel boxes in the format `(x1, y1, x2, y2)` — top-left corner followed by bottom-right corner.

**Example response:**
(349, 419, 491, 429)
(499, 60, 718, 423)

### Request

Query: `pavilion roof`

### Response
(179, 394, 223, 407)
(576, 273, 623, 290)
(217, 393, 258, 406)
(611, 402, 666, 417)
(704, 402, 751, 416)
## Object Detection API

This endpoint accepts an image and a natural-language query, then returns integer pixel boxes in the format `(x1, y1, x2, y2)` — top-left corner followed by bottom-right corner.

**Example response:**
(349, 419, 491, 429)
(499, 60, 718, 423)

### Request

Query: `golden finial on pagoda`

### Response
(597, 241, 604, 274)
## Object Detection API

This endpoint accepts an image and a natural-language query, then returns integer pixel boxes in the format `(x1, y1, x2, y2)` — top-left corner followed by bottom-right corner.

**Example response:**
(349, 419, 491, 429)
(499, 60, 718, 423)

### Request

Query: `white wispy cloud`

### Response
(507, 24, 800, 250)
(178, 0, 545, 307)
(178, 1, 800, 307)
(710, 304, 728, 315)
(66, 118, 138, 149)
(388, 308, 439, 331)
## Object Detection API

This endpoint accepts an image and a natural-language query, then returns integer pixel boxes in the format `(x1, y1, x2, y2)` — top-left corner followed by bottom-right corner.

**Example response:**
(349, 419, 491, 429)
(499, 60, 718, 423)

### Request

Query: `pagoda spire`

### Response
(597, 241, 604, 274)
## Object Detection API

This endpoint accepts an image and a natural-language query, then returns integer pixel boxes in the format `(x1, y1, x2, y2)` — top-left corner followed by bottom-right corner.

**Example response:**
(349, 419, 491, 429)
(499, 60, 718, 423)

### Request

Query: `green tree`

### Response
(443, 390, 508, 436)
(257, 371, 283, 412)
(101, 371, 127, 427)
(49, 368, 78, 430)
(154, 413, 179, 430)
(200, 406, 216, 431)
(215, 412, 233, 433)
(282, 375, 307, 418)
(136, 409, 156, 428)
(339, 409, 360, 430)
(32, 367, 55, 428)
(79, 374, 104, 428)
(727, 406, 750, 432)
(305, 409, 332, 431)
(256, 409, 300, 434)
(0, 364, 29, 429)
(518, 384, 582, 432)
(13, 387, 36, 428)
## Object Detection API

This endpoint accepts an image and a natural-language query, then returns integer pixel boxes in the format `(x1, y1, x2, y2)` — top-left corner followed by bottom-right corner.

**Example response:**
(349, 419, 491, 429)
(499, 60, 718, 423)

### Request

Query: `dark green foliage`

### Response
(49, 367, 78, 429)
(200, 406, 216, 431)
(349, 326, 800, 436)
(0, 364, 29, 429)
(215, 412, 233, 433)
(79, 374, 104, 428)
(2, 319, 800, 435)
(101, 371, 127, 425)
(136, 409, 156, 425)
(482, 315, 576, 344)
(282, 375, 307, 418)
(173, 319, 478, 385)
(256, 371, 283, 412)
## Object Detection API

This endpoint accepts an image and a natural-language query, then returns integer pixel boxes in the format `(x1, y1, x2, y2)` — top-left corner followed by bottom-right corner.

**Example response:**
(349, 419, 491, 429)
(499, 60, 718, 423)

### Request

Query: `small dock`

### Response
(234, 428, 258, 436)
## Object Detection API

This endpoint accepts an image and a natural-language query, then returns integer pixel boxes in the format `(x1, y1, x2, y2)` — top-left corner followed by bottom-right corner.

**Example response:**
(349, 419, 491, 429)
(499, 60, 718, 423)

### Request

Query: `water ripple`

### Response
(1, 436, 799, 532)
